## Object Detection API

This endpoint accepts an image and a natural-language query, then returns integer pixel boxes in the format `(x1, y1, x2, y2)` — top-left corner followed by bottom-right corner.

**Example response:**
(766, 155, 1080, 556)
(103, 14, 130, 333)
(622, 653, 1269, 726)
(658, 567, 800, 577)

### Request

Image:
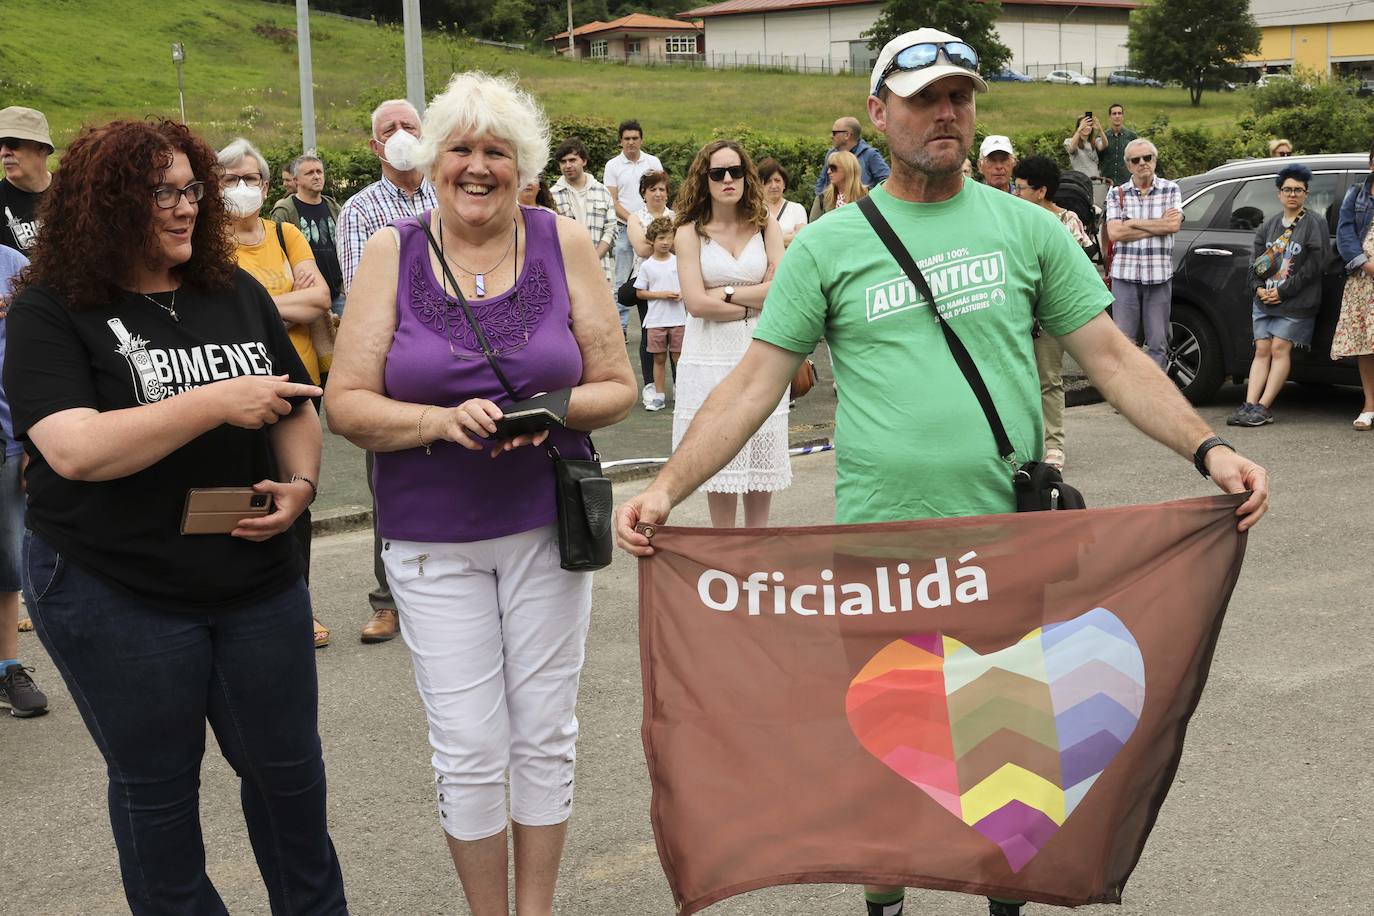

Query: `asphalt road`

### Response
(3, 383, 1371, 916)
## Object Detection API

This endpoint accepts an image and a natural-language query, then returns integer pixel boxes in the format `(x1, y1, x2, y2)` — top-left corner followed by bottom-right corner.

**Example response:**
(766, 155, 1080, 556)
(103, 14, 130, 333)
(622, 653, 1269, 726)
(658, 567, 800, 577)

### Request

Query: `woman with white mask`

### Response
(217, 137, 333, 648)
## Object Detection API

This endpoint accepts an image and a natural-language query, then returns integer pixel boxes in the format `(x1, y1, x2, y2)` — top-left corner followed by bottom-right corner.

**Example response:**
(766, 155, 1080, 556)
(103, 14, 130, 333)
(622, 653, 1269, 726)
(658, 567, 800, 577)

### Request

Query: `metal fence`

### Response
(609, 50, 854, 74)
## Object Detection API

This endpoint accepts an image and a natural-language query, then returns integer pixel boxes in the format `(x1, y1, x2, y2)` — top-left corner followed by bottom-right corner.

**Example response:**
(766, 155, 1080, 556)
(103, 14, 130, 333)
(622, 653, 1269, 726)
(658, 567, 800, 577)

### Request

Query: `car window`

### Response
(1225, 173, 1342, 233)
(1182, 184, 1228, 227)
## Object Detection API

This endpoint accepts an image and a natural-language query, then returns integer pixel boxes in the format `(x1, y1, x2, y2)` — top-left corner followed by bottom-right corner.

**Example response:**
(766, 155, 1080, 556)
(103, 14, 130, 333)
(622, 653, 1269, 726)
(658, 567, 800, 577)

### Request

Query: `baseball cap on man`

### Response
(0, 107, 54, 151)
(979, 135, 1015, 158)
(870, 28, 989, 98)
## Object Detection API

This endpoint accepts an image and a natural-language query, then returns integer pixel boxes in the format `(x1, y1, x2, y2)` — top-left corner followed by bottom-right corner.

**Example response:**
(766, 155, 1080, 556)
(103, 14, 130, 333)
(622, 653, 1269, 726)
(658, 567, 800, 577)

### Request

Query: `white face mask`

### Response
(223, 182, 263, 218)
(381, 130, 421, 172)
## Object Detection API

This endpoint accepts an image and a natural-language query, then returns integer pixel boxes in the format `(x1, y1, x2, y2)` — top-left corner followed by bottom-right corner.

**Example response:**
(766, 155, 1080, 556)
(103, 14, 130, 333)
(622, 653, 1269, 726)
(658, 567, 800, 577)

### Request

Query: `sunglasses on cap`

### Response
(1128, 153, 1155, 164)
(707, 165, 745, 182)
(874, 41, 980, 95)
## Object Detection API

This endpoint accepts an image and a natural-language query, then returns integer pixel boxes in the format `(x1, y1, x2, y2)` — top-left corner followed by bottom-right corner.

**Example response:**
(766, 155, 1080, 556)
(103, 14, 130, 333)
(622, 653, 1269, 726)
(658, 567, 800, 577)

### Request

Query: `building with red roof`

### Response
(545, 13, 704, 63)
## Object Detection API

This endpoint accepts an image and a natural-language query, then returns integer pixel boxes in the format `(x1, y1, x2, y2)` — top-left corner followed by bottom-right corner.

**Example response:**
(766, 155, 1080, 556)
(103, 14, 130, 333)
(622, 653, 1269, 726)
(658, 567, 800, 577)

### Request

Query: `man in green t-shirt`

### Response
(615, 25, 1269, 916)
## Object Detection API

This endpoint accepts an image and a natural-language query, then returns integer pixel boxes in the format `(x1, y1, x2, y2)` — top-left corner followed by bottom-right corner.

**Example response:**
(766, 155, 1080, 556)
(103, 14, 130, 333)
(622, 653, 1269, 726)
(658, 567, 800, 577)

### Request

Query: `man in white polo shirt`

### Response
(604, 119, 663, 299)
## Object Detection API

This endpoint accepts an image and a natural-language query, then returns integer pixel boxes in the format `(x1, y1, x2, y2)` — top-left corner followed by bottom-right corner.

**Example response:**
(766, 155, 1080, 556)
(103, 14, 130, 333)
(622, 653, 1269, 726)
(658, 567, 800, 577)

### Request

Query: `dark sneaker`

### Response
(1232, 403, 1274, 427)
(0, 665, 49, 718)
(988, 901, 1023, 916)
(1226, 402, 1259, 426)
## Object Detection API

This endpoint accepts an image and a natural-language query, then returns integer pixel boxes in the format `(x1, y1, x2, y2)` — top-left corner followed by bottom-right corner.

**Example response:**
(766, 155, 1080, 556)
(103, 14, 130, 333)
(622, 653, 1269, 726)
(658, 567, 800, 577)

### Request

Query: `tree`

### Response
(1127, 0, 1260, 106)
(863, 0, 1011, 78)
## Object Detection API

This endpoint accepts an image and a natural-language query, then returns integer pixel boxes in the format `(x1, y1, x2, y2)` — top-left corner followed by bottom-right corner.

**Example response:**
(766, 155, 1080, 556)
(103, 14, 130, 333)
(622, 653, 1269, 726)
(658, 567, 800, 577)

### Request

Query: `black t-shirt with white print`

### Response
(4, 269, 312, 611)
(0, 178, 43, 253)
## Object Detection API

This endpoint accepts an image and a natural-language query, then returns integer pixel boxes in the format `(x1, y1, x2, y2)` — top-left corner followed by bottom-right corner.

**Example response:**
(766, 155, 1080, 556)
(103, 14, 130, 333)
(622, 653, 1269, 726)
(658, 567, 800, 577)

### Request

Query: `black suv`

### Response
(1166, 153, 1366, 402)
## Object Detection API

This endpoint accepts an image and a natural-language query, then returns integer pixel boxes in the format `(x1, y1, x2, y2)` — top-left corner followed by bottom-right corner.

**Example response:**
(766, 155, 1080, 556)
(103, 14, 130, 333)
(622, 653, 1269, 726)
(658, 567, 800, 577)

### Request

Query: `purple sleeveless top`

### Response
(375, 206, 593, 543)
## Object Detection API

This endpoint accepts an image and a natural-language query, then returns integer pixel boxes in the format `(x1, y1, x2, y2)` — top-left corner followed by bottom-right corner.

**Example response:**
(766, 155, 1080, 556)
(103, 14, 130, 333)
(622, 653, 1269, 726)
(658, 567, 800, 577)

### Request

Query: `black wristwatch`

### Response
(1192, 435, 1234, 479)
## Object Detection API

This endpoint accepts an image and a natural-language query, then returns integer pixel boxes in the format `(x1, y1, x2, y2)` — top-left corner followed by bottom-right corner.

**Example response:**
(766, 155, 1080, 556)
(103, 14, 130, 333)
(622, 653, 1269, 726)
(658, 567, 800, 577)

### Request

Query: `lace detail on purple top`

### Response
(408, 257, 552, 358)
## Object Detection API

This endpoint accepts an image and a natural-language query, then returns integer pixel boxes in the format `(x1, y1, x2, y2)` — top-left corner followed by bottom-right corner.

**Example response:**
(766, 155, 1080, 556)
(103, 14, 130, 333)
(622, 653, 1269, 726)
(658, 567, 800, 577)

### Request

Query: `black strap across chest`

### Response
(856, 194, 1017, 467)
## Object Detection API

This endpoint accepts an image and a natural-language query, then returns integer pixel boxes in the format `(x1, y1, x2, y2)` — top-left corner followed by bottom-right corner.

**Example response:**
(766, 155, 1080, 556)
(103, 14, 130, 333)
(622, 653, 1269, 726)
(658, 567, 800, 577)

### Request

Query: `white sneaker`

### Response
(641, 383, 657, 409)
(647, 394, 667, 411)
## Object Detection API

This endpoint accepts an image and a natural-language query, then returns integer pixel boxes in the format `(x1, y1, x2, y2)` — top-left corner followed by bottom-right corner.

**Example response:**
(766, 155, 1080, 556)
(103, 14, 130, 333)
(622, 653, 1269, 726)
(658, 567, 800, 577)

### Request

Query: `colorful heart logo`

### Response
(845, 608, 1145, 872)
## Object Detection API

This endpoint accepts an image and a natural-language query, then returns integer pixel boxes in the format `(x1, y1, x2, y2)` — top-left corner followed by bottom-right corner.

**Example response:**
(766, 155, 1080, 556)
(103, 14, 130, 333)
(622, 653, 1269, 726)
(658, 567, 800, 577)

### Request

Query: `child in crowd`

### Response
(635, 217, 685, 411)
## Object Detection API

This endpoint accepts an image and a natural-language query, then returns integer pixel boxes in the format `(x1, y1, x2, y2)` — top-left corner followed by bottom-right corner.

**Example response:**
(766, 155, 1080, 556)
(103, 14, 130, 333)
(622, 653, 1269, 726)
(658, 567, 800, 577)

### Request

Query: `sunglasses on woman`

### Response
(826, 164, 839, 173)
(873, 41, 980, 96)
(707, 165, 746, 182)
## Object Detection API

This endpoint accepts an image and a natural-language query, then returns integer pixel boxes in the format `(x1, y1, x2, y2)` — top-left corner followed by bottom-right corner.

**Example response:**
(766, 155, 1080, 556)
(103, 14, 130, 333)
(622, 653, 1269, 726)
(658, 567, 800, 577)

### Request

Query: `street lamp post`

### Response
(170, 43, 187, 124)
(402, 0, 425, 117)
(296, 0, 317, 153)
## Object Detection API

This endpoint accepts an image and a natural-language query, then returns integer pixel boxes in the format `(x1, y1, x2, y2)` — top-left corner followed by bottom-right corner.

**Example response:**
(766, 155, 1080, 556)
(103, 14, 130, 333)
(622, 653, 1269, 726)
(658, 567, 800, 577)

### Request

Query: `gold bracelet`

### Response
(417, 405, 436, 455)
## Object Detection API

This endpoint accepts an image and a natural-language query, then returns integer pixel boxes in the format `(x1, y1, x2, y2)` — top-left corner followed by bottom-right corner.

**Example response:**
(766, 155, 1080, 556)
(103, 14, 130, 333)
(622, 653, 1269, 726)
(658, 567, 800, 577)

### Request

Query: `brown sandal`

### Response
(313, 617, 331, 648)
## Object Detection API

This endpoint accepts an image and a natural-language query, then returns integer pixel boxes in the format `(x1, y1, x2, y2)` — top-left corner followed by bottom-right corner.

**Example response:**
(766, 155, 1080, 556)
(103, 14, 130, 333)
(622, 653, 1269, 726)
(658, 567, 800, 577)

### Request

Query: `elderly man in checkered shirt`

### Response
(1104, 138, 1182, 368)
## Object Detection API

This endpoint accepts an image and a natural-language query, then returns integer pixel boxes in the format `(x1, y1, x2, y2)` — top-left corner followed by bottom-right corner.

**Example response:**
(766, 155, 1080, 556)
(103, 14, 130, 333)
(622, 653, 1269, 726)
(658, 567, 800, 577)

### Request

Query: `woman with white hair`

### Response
(218, 137, 333, 647)
(325, 72, 634, 913)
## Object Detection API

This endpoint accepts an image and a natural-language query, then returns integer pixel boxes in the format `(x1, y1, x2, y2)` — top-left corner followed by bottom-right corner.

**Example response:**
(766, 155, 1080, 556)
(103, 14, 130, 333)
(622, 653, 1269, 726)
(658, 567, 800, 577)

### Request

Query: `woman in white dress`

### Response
(672, 140, 789, 527)
(757, 158, 809, 246)
(627, 170, 675, 405)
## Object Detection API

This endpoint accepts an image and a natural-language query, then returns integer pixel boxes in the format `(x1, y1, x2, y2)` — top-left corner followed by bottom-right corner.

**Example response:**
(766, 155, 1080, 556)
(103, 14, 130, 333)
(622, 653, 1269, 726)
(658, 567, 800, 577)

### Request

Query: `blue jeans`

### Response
(613, 224, 634, 331)
(24, 532, 347, 916)
(1111, 278, 1172, 369)
(0, 453, 24, 592)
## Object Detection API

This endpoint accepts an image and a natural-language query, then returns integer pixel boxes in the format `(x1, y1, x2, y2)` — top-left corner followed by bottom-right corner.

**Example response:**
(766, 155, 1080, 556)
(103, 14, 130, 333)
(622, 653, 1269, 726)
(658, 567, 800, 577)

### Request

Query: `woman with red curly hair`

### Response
(3, 119, 347, 915)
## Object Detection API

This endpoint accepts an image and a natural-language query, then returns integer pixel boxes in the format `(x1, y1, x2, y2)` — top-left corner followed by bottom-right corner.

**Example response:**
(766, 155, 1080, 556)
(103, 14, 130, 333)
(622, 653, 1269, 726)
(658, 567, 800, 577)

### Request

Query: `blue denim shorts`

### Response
(1252, 300, 1316, 348)
(0, 454, 24, 592)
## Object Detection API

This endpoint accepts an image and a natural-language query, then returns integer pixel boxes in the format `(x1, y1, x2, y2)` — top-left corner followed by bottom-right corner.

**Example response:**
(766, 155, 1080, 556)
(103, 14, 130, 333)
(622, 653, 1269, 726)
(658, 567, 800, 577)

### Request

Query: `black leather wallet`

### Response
(491, 388, 571, 440)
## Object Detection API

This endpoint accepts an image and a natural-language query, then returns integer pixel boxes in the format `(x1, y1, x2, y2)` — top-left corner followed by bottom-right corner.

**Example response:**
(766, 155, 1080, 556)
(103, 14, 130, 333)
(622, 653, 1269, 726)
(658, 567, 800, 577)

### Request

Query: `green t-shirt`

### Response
(1101, 127, 1139, 187)
(754, 181, 1111, 525)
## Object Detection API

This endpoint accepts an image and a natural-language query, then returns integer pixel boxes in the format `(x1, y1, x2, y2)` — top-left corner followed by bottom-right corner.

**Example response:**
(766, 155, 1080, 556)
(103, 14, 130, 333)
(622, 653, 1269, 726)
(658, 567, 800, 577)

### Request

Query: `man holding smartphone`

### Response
(616, 27, 1268, 916)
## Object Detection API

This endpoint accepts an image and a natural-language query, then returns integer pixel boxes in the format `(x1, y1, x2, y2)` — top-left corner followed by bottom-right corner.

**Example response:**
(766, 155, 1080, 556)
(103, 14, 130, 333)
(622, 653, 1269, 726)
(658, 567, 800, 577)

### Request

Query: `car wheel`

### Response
(1167, 304, 1224, 403)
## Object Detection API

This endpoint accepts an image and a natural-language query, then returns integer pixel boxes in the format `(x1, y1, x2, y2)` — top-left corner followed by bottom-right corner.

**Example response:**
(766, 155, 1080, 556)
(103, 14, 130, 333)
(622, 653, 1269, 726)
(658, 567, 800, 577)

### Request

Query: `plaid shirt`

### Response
(550, 174, 618, 285)
(1106, 176, 1181, 284)
(336, 175, 438, 294)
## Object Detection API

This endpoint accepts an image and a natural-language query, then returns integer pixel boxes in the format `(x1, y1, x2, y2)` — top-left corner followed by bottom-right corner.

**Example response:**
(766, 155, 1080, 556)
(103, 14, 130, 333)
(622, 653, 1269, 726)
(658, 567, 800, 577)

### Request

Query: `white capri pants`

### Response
(383, 524, 594, 841)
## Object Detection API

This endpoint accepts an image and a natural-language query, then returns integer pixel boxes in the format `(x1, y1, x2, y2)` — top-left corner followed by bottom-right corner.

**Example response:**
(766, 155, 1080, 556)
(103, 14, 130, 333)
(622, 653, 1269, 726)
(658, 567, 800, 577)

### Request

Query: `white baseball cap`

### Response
(870, 28, 989, 98)
(979, 135, 1015, 158)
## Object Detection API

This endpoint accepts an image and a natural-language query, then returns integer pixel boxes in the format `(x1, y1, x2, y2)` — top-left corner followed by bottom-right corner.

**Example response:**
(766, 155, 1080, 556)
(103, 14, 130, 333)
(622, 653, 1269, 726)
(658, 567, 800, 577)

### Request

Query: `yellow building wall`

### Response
(1252, 28, 1293, 63)
(1331, 21, 1374, 58)
(1293, 25, 1327, 70)
(1248, 22, 1374, 69)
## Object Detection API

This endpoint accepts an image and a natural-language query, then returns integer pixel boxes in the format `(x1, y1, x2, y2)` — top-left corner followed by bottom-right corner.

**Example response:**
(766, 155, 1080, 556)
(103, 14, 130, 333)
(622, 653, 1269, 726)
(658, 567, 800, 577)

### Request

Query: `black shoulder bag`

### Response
(856, 196, 1086, 512)
(419, 218, 615, 570)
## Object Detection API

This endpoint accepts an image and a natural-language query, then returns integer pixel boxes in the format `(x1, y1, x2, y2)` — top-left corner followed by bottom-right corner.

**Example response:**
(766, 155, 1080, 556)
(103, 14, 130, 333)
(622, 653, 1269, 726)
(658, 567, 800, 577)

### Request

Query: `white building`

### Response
(678, 0, 1141, 77)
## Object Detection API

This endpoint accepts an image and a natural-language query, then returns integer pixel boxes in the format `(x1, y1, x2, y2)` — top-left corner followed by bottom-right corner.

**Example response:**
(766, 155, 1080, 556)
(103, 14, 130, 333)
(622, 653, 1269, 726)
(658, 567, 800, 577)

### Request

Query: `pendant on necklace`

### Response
(474, 273, 486, 297)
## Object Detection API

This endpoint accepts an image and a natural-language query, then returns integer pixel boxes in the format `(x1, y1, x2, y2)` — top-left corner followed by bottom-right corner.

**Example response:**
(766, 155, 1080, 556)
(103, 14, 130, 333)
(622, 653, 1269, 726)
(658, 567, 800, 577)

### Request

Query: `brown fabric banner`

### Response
(638, 495, 1247, 912)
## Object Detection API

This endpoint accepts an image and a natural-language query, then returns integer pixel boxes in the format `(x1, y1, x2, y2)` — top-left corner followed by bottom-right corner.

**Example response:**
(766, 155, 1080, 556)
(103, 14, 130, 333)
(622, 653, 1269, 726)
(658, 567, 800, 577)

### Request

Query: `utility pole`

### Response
(170, 43, 187, 123)
(567, 0, 576, 59)
(403, 0, 426, 116)
(295, 0, 316, 152)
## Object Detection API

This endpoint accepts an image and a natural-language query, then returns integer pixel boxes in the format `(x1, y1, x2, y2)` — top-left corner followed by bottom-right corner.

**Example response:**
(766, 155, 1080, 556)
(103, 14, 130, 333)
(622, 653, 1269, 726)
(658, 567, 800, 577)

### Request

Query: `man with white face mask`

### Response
(334, 99, 437, 646)
(336, 99, 437, 297)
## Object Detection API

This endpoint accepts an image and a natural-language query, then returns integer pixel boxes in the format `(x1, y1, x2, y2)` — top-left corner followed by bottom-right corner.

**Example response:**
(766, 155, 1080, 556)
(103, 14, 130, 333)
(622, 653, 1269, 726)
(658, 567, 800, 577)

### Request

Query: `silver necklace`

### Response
(439, 216, 517, 297)
(141, 290, 178, 322)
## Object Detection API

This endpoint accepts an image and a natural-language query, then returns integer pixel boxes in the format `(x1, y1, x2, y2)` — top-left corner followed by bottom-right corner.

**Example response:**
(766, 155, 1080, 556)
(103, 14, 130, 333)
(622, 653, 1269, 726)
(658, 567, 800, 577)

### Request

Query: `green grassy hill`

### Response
(2, 0, 1248, 153)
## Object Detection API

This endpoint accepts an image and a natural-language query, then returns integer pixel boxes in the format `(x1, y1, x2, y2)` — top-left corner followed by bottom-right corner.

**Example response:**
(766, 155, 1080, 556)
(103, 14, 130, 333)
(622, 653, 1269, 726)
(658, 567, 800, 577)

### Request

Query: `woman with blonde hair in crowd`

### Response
(809, 149, 869, 220)
(326, 71, 634, 915)
(672, 140, 789, 527)
(1268, 138, 1294, 157)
